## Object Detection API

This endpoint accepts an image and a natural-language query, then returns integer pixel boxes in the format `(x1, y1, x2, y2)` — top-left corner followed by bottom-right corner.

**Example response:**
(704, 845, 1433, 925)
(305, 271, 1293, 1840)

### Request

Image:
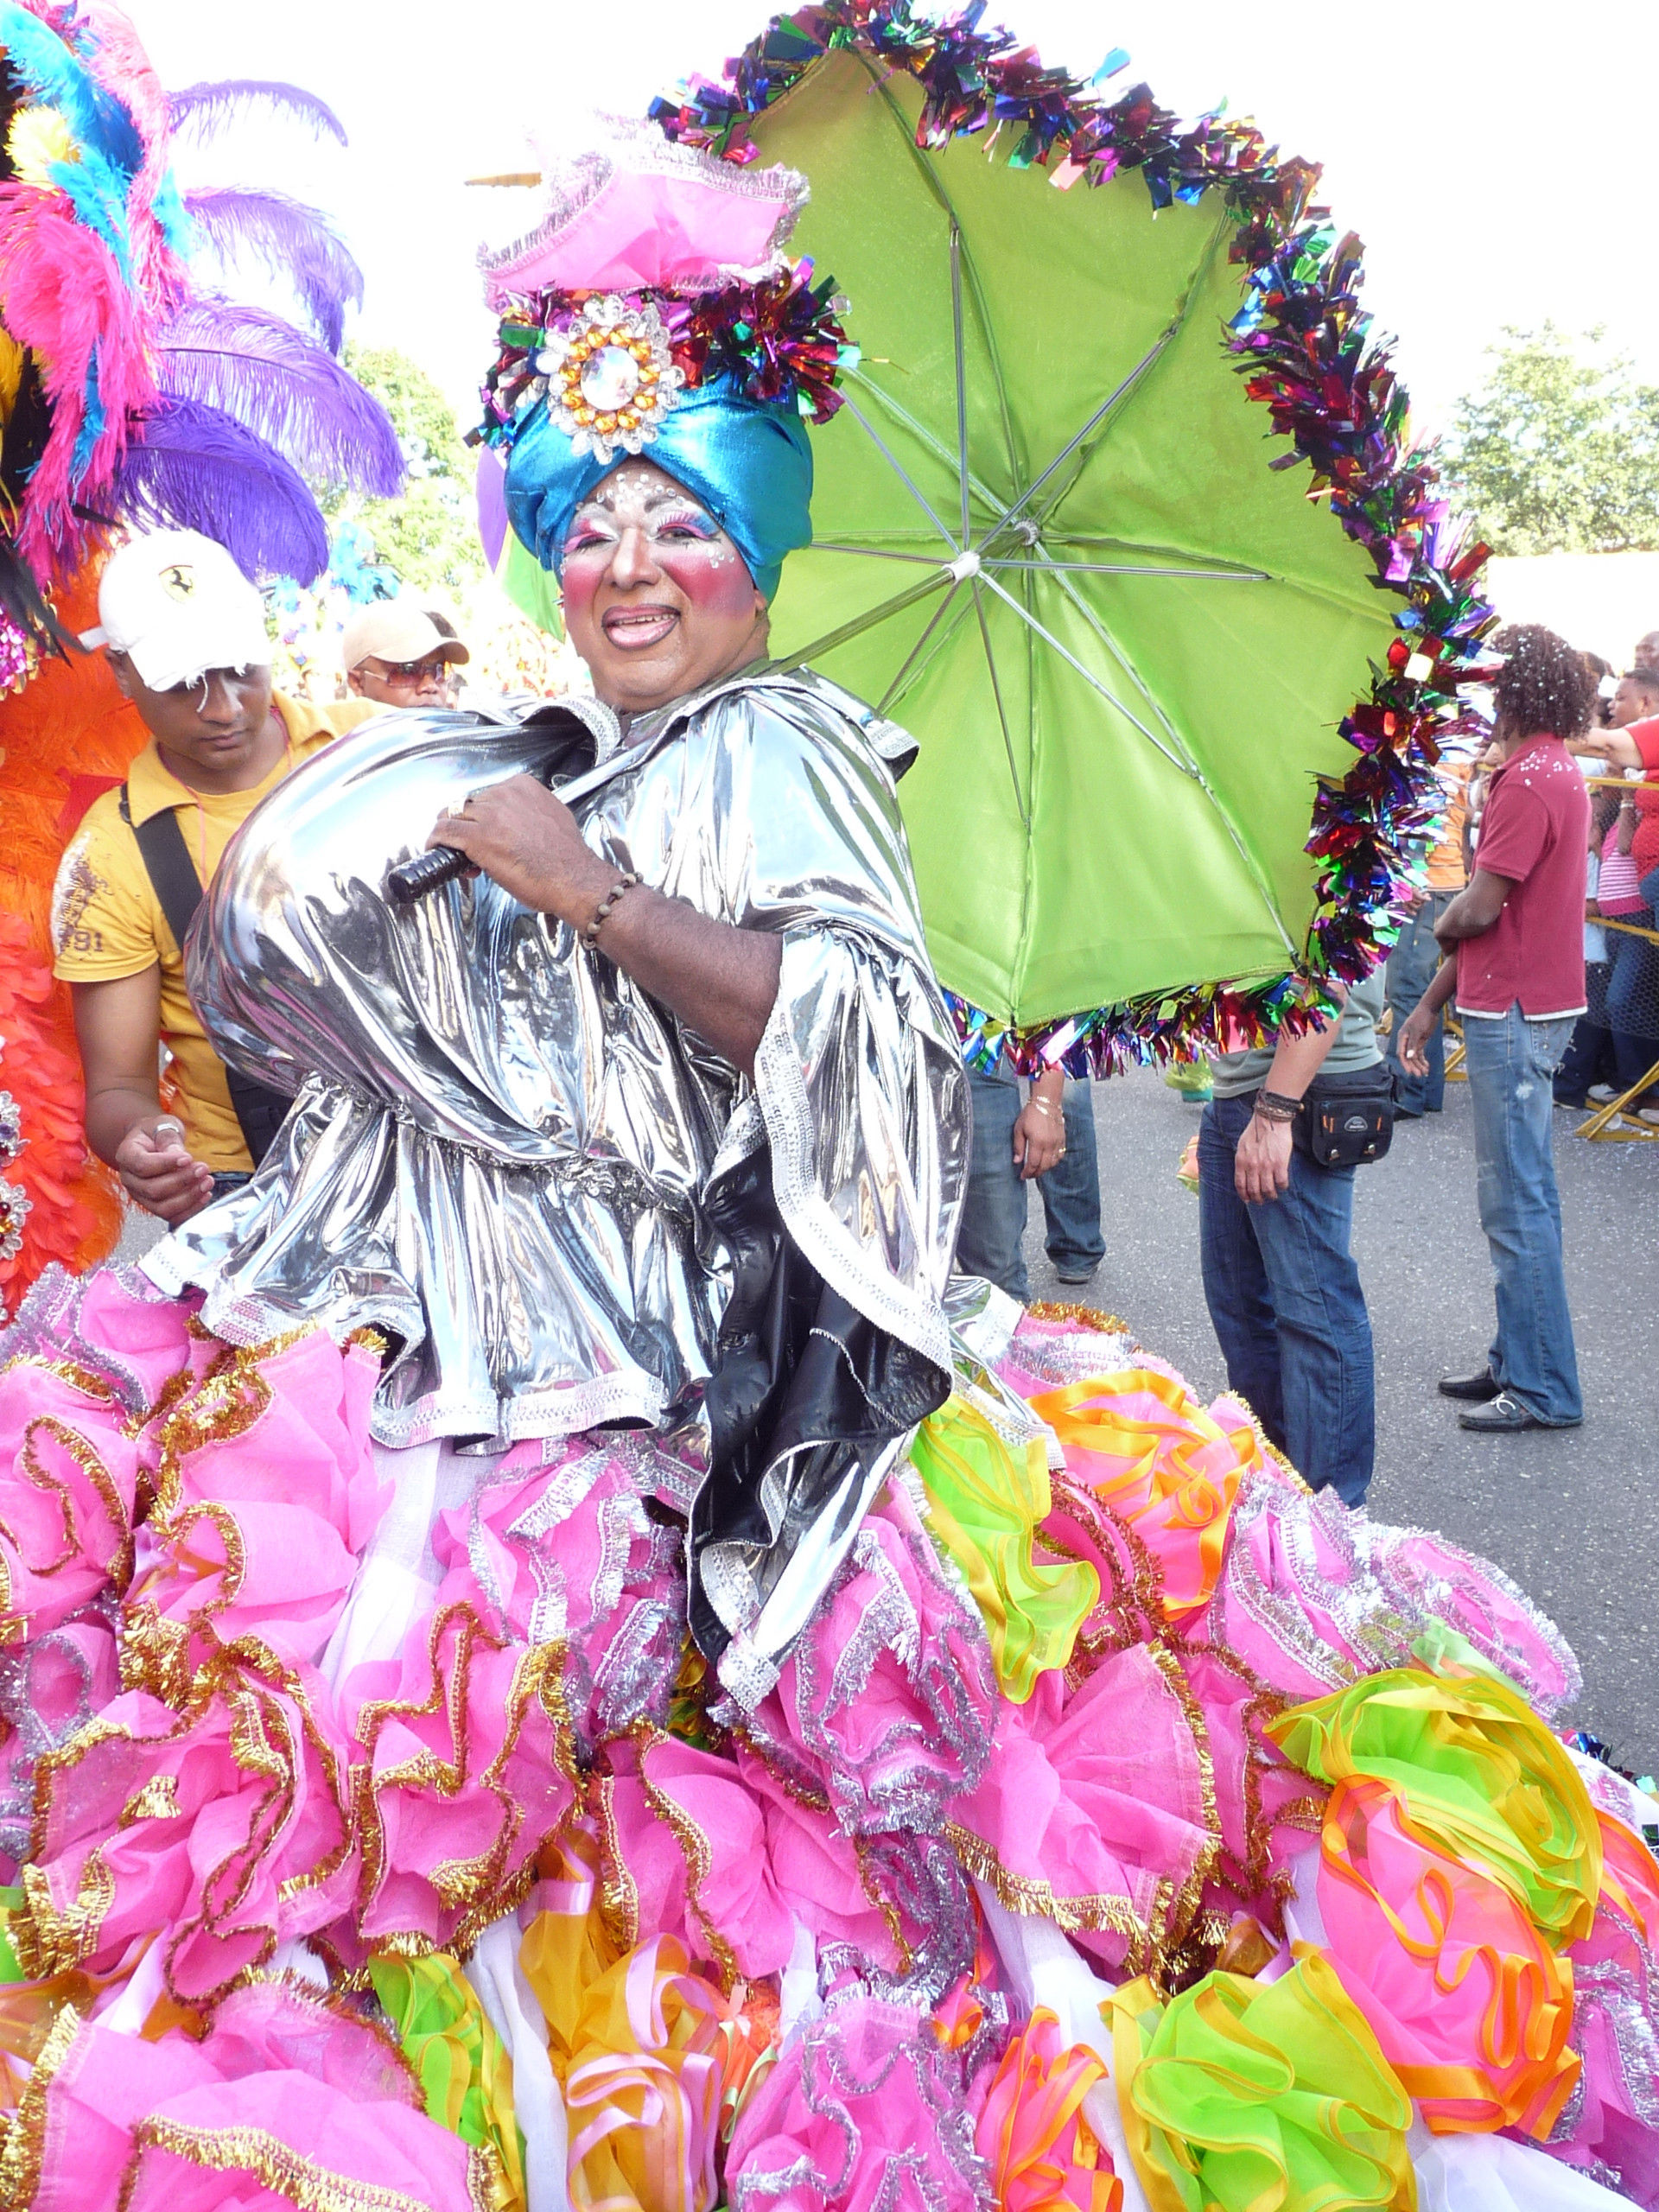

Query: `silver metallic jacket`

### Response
(149, 668, 969, 1479)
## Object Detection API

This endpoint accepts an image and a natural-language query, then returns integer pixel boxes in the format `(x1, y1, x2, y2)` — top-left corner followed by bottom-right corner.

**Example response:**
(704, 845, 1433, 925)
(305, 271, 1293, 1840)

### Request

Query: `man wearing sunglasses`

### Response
(342, 601, 471, 708)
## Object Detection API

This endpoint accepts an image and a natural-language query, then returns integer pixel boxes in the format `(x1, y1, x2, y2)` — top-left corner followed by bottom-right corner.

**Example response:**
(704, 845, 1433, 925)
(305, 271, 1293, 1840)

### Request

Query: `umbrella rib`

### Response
(974, 569, 1195, 778)
(970, 576, 1030, 830)
(979, 328, 1177, 552)
(1038, 560, 1300, 957)
(858, 57, 1024, 489)
(874, 580, 971, 716)
(1040, 561, 1192, 752)
(950, 221, 972, 547)
(985, 559, 1271, 580)
(842, 394, 960, 552)
(772, 566, 956, 671)
(812, 542, 947, 564)
(842, 369, 1005, 518)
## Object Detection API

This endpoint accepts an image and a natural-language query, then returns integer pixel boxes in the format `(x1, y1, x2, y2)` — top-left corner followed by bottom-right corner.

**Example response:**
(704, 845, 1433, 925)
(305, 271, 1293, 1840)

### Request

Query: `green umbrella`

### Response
(654, 9, 1488, 1065)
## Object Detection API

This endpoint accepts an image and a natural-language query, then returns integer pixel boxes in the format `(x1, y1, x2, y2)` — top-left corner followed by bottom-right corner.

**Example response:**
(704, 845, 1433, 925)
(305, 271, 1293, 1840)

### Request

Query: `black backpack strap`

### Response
(123, 785, 206, 952)
(120, 785, 291, 1169)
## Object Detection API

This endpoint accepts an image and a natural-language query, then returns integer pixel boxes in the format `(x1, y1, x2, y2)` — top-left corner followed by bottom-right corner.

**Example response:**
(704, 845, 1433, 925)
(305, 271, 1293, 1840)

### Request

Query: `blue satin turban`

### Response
(504, 374, 814, 601)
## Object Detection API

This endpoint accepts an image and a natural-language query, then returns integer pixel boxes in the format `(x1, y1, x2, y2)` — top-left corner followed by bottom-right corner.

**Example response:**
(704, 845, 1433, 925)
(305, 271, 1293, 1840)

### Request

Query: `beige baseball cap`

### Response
(81, 529, 271, 691)
(341, 601, 470, 671)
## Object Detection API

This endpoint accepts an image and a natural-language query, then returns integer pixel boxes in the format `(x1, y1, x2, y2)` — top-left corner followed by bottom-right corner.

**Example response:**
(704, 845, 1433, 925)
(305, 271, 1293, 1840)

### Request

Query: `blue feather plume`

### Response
(47, 146, 133, 276)
(0, 2, 143, 174)
(156, 297, 404, 495)
(115, 396, 330, 583)
(167, 79, 347, 147)
(182, 188, 365, 354)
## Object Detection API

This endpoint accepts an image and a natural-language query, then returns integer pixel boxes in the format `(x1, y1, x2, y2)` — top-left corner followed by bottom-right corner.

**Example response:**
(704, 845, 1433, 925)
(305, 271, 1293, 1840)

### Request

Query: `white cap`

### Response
(81, 529, 271, 692)
(340, 600, 470, 671)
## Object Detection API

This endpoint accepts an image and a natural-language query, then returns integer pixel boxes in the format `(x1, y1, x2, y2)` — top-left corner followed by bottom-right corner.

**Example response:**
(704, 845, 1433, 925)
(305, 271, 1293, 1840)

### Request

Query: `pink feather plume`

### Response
(0, 181, 156, 575)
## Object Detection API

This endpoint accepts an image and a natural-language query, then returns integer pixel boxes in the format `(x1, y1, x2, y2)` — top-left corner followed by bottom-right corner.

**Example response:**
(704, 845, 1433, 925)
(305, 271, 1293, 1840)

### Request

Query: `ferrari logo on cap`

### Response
(159, 564, 197, 601)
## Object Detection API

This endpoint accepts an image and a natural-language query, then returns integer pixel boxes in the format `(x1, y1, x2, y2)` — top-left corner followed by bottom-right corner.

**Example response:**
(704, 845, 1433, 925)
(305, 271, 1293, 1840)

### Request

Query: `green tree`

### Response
(324, 344, 486, 596)
(1441, 324, 1659, 556)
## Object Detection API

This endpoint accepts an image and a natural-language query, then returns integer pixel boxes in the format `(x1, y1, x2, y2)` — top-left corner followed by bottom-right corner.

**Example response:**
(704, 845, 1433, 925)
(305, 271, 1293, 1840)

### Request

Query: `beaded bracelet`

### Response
(584, 871, 641, 945)
(1252, 1088, 1302, 1123)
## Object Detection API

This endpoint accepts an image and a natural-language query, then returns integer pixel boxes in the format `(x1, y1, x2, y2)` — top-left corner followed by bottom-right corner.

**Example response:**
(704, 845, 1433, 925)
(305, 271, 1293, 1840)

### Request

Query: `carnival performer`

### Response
(0, 122, 1654, 2212)
(50, 530, 375, 1225)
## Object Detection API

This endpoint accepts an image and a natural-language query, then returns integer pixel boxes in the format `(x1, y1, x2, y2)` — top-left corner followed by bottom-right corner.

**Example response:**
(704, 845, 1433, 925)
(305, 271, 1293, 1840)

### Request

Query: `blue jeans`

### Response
(1198, 1094, 1374, 1504)
(1461, 1006, 1582, 1424)
(957, 1068, 1105, 1301)
(1383, 893, 1455, 1113)
(1605, 912, 1659, 1098)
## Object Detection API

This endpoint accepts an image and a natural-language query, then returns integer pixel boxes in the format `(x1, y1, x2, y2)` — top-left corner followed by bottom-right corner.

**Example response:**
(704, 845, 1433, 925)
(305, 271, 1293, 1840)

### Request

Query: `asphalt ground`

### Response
(1020, 1065, 1659, 1777)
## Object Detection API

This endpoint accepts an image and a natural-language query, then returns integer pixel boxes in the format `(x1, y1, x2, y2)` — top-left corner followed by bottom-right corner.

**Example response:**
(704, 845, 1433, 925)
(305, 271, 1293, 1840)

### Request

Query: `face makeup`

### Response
(559, 461, 767, 714)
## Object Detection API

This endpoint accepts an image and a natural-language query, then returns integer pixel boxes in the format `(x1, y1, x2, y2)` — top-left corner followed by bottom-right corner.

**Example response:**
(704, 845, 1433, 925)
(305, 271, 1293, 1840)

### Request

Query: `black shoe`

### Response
(1054, 1265, 1100, 1286)
(1438, 1366, 1501, 1402)
(1459, 1389, 1552, 1433)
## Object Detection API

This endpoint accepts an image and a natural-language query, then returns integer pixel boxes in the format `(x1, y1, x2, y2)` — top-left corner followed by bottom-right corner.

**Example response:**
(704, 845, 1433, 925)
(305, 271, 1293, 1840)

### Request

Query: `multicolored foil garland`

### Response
(649, 1, 1497, 1073)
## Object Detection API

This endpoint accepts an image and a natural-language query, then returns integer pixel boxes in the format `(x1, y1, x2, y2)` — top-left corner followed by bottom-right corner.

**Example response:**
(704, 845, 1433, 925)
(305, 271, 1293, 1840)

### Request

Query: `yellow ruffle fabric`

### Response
(909, 1394, 1098, 1700)
(1109, 1954, 1416, 2212)
(1268, 1668, 1601, 1946)
(522, 1915, 762, 2212)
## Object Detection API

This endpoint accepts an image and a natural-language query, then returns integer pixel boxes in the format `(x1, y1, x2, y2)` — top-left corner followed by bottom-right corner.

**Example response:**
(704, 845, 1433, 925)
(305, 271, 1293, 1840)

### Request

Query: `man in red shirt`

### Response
(1398, 626, 1590, 1433)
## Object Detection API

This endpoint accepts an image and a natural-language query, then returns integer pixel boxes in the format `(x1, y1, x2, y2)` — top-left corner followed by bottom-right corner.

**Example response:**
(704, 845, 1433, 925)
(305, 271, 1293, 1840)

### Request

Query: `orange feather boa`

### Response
(0, 563, 149, 1318)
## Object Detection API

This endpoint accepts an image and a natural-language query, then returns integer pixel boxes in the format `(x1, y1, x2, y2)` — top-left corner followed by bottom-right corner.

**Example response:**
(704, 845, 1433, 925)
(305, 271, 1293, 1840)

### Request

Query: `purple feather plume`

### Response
(183, 188, 365, 353)
(114, 397, 330, 583)
(166, 80, 348, 147)
(156, 298, 404, 495)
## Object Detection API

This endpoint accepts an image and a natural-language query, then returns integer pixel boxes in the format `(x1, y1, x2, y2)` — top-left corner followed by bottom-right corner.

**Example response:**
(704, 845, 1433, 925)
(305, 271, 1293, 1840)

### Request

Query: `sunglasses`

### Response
(367, 657, 448, 684)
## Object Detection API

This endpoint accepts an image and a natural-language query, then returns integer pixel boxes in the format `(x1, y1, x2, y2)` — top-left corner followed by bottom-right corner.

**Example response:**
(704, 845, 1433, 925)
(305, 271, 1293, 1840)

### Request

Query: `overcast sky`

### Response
(134, 0, 1656, 441)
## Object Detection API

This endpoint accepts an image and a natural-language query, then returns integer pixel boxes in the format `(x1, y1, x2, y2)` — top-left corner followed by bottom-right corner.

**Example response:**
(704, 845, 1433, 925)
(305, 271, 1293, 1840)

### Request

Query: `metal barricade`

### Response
(1574, 913, 1659, 1142)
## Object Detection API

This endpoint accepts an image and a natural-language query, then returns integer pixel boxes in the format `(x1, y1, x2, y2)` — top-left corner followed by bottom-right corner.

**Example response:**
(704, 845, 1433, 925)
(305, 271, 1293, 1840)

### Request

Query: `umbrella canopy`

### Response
(654, 10, 1492, 1066)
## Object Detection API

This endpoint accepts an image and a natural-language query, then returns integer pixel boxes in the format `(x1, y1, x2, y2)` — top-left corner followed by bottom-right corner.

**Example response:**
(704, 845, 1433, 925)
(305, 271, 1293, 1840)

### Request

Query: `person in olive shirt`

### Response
(52, 531, 373, 1224)
(1197, 968, 1386, 1506)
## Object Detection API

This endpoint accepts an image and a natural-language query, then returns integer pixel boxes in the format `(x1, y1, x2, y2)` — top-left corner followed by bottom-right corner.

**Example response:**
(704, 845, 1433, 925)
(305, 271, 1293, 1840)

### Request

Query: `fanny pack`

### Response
(1290, 1062, 1396, 1169)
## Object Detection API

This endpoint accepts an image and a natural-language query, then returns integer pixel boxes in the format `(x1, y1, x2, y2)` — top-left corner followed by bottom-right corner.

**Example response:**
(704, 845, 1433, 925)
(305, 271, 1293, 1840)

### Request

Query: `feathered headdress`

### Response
(0, 3, 404, 1322)
(0, 0, 404, 690)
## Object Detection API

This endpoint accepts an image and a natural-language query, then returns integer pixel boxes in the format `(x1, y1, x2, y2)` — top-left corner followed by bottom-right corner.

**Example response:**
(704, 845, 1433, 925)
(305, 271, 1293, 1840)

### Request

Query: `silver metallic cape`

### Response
(146, 668, 969, 1481)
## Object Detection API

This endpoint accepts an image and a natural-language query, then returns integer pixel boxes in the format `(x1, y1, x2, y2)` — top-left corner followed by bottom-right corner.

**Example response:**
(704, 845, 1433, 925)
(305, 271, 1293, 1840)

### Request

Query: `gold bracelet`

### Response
(584, 871, 641, 946)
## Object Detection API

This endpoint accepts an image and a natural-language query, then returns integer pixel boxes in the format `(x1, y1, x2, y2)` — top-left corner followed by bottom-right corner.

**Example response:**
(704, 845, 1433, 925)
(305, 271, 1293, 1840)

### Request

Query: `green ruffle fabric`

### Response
(909, 1392, 1098, 1701)
(1267, 1666, 1600, 1945)
(368, 1952, 525, 2203)
(1110, 1954, 1416, 2212)
(0, 1886, 22, 1982)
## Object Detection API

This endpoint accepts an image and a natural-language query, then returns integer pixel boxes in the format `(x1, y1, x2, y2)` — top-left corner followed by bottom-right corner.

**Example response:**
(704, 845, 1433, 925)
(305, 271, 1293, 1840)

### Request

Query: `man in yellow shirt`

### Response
(51, 530, 374, 1223)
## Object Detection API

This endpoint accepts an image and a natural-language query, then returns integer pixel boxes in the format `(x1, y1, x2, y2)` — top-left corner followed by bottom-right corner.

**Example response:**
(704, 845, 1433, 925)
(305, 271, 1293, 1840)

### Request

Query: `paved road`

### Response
(1019, 1065, 1659, 1775)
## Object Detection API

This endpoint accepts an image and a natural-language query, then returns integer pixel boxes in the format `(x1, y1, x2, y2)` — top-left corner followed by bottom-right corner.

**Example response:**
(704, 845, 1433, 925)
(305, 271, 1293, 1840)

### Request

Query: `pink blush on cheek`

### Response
(653, 542, 756, 619)
(559, 560, 602, 628)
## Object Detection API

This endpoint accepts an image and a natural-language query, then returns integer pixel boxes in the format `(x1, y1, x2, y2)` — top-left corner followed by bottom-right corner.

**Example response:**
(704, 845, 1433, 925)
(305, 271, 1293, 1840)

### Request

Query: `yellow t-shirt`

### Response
(51, 693, 374, 1171)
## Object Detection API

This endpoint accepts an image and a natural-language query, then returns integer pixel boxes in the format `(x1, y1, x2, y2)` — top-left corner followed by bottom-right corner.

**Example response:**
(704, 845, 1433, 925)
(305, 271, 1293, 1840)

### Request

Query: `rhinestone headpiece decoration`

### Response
(535, 295, 686, 464)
